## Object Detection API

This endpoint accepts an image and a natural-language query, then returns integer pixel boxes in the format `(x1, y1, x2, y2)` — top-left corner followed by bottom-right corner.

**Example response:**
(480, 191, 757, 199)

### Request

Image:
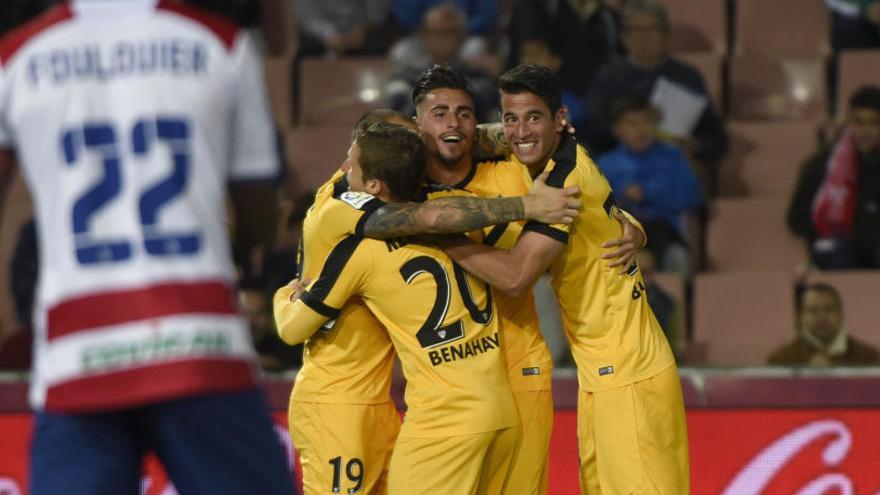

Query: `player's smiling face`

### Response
(415, 88, 477, 167)
(501, 91, 564, 170)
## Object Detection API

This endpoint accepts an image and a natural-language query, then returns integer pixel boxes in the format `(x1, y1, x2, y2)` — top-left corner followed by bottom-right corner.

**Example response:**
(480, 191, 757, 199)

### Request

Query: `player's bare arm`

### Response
(442, 230, 564, 298)
(442, 209, 647, 296)
(361, 173, 580, 239)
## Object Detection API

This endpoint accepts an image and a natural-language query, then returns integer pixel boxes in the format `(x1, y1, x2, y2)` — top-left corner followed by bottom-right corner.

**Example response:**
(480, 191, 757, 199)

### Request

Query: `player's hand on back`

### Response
(560, 116, 577, 136)
(524, 171, 581, 225)
(601, 210, 646, 273)
(285, 277, 312, 302)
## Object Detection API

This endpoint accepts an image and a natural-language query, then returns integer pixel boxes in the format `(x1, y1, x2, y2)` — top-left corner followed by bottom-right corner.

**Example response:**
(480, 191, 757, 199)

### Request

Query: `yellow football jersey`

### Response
(283, 170, 395, 404)
(424, 161, 553, 392)
(518, 136, 675, 392)
(276, 235, 519, 438)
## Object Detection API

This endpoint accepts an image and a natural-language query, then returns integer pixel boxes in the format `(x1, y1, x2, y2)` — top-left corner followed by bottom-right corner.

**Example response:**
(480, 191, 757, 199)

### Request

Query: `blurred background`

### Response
(1, 0, 879, 493)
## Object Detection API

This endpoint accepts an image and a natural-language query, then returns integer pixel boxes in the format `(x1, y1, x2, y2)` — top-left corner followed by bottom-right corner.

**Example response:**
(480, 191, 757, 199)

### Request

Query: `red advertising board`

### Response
(3, 409, 880, 494)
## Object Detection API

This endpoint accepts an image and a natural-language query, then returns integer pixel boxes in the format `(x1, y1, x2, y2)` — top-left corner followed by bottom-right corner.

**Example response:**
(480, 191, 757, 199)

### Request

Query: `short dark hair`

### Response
(849, 85, 880, 113)
(610, 95, 657, 124)
(352, 109, 411, 140)
(797, 283, 843, 313)
(622, 0, 670, 34)
(498, 64, 562, 115)
(412, 64, 473, 109)
(355, 122, 426, 202)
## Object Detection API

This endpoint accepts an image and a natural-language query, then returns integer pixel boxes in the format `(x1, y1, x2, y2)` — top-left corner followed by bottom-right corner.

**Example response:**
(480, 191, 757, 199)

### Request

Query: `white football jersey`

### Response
(0, 0, 279, 411)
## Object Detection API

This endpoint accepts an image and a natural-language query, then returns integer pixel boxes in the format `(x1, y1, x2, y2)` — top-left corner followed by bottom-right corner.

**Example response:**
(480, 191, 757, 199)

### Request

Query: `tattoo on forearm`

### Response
(362, 197, 524, 239)
(432, 196, 523, 232)
(362, 203, 421, 239)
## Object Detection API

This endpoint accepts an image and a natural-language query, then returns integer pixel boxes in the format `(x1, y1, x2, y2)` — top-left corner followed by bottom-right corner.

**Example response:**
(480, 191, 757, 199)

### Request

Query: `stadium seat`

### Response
(0, 175, 33, 336)
(284, 126, 353, 194)
(264, 54, 294, 130)
(692, 271, 796, 365)
(805, 271, 880, 350)
(836, 50, 880, 117)
(728, 55, 827, 121)
(674, 52, 724, 113)
(657, 0, 727, 54)
(707, 197, 808, 271)
(734, 0, 830, 57)
(720, 121, 818, 197)
(299, 57, 393, 126)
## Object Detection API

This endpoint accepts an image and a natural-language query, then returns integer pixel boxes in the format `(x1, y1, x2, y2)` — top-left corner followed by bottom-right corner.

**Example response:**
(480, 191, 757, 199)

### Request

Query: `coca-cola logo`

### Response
(722, 419, 880, 494)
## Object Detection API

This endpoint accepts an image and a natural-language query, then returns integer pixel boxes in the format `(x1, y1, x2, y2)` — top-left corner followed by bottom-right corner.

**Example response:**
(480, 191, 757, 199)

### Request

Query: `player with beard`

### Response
(441, 65, 690, 495)
(411, 65, 647, 495)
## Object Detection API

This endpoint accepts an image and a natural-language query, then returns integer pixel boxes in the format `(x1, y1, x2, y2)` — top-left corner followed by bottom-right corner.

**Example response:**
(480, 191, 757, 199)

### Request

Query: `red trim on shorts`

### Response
(156, 0, 239, 51)
(47, 280, 239, 341)
(44, 358, 256, 412)
(0, 3, 74, 65)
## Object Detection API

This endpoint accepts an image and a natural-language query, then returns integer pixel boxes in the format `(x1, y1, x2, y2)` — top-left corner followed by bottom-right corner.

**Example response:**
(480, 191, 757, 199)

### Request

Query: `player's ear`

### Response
(365, 178, 382, 197)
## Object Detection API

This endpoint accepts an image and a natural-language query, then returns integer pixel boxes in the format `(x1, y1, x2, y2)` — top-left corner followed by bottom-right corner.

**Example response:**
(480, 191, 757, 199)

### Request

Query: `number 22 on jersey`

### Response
(61, 116, 200, 265)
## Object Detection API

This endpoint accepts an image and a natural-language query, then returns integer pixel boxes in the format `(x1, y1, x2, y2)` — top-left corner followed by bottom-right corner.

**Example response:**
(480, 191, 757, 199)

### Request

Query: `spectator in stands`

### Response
(0, 220, 36, 370)
(768, 283, 880, 366)
(240, 281, 301, 371)
(587, 0, 727, 191)
(295, 0, 391, 57)
(825, 0, 880, 51)
(597, 96, 703, 275)
(390, 0, 498, 62)
(508, 0, 619, 134)
(386, 6, 497, 120)
(787, 85, 880, 269)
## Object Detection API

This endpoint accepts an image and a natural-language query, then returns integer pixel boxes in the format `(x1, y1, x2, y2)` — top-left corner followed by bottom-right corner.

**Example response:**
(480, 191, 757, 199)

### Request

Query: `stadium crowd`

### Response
(2, 0, 878, 370)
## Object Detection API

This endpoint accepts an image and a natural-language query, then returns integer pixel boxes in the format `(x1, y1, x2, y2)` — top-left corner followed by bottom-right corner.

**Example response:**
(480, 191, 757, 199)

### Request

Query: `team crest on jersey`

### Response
(339, 191, 375, 209)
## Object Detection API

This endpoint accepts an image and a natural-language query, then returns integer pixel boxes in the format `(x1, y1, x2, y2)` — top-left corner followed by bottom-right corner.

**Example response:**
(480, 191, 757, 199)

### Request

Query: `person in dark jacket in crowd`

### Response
(768, 283, 880, 366)
(787, 85, 880, 269)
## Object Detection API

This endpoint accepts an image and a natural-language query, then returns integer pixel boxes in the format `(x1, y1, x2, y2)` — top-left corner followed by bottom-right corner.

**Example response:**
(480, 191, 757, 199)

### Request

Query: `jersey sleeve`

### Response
(319, 189, 388, 237)
(227, 33, 281, 182)
(274, 235, 370, 344)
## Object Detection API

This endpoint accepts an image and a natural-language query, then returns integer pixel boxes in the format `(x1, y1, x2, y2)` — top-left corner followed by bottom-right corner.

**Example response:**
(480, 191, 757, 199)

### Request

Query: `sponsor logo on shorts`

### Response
(522, 367, 540, 376)
(598, 365, 614, 376)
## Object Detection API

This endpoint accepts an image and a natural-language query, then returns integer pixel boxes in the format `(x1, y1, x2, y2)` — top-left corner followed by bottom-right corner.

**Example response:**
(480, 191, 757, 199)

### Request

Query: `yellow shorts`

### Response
(387, 425, 520, 495)
(506, 389, 553, 495)
(577, 364, 690, 495)
(289, 400, 401, 495)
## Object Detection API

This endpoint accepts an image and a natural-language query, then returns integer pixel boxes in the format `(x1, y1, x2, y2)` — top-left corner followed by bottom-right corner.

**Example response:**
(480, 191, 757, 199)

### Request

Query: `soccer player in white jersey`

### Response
(0, 1, 295, 494)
